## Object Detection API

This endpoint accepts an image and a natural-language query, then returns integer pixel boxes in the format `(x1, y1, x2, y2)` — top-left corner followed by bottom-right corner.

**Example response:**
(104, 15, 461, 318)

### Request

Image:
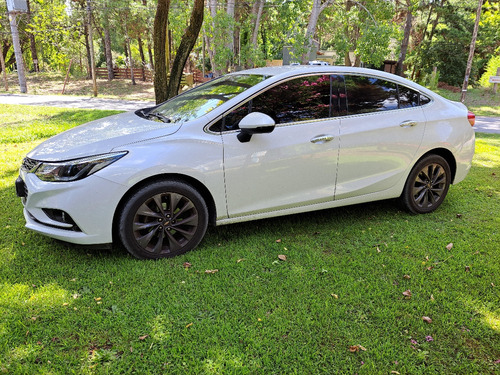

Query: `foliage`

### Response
(0, 104, 499, 374)
(479, 55, 500, 88)
(320, 0, 398, 67)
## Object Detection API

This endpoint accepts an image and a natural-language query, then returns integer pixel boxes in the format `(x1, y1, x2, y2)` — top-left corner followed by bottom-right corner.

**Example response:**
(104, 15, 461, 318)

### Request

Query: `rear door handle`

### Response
(311, 134, 334, 144)
(400, 120, 418, 128)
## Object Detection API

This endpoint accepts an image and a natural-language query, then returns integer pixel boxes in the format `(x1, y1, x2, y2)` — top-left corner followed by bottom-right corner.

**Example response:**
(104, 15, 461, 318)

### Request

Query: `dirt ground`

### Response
(0, 72, 155, 101)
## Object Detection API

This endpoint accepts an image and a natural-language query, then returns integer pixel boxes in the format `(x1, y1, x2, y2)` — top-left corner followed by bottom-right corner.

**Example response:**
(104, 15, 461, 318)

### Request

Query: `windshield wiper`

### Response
(147, 111, 171, 123)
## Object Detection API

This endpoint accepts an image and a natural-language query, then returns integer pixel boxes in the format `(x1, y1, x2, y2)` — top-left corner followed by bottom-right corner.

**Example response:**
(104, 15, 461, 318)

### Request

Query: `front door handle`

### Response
(400, 120, 418, 128)
(311, 134, 334, 144)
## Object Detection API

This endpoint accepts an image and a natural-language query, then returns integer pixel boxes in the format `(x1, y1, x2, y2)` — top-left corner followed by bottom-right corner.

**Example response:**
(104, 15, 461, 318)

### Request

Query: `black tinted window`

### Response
(252, 75, 332, 124)
(345, 76, 398, 115)
(420, 94, 431, 105)
(398, 85, 420, 108)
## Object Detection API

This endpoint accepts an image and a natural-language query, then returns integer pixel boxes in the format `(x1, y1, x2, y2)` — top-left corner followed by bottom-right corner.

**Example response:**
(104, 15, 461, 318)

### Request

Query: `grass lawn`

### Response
(0, 105, 499, 374)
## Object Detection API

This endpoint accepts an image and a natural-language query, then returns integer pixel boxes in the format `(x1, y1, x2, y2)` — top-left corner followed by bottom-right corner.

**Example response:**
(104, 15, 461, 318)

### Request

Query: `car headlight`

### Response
(34, 152, 127, 182)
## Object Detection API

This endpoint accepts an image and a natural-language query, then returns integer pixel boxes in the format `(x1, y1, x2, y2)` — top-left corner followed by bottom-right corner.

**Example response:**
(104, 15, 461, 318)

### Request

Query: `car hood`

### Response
(27, 111, 182, 161)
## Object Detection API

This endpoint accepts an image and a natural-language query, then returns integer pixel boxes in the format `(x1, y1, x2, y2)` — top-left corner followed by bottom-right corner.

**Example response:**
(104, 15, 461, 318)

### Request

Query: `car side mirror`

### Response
(237, 112, 276, 143)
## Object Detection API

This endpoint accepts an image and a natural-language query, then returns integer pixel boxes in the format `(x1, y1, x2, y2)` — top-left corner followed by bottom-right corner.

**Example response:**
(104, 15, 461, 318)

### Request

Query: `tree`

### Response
(153, 0, 170, 103)
(166, 0, 204, 99)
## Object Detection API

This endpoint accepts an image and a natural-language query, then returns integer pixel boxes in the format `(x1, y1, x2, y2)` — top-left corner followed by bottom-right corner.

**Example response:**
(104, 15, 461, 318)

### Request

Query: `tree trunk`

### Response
(148, 43, 154, 71)
(104, 27, 114, 80)
(206, 0, 219, 76)
(226, 0, 235, 72)
(460, 0, 483, 102)
(138, 37, 146, 81)
(153, 0, 171, 104)
(301, 0, 334, 64)
(396, 3, 412, 76)
(166, 0, 204, 99)
(84, 23, 92, 79)
(26, 0, 39, 72)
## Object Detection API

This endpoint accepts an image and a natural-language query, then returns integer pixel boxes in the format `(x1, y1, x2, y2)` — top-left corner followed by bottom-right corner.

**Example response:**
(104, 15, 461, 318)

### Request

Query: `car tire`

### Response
(119, 180, 208, 259)
(400, 155, 451, 214)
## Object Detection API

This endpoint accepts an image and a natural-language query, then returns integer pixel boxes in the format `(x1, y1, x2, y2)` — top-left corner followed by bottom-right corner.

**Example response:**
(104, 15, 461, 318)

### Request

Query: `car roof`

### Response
(234, 65, 434, 96)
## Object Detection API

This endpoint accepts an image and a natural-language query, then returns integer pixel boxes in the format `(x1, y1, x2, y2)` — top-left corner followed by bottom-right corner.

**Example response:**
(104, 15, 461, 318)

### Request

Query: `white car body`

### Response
(17, 66, 475, 257)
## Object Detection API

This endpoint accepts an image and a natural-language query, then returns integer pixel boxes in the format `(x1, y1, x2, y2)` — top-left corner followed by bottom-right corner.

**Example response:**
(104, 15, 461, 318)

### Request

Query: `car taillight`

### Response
(467, 111, 475, 126)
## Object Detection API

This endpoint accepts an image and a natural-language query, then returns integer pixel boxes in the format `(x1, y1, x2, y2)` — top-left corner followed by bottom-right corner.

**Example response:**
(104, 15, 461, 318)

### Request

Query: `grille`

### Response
(21, 157, 40, 173)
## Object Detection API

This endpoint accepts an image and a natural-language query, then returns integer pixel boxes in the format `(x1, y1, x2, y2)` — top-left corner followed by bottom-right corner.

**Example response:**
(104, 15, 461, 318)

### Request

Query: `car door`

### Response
(334, 75, 427, 200)
(220, 75, 341, 218)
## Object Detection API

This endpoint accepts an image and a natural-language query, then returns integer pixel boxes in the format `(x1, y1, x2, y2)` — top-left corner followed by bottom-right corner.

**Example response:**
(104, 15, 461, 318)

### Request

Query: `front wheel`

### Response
(400, 155, 451, 214)
(118, 180, 208, 259)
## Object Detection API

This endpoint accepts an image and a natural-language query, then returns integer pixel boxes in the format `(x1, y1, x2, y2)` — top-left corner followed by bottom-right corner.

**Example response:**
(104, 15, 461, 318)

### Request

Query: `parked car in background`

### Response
(16, 66, 475, 259)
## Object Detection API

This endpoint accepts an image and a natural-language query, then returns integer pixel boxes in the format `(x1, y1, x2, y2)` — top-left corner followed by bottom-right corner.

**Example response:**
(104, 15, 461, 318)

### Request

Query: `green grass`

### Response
(0, 105, 499, 374)
(434, 87, 500, 117)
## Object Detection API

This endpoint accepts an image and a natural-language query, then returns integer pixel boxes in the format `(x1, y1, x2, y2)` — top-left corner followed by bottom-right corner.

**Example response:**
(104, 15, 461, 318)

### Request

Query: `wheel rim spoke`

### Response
(133, 221, 159, 231)
(132, 191, 199, 255)
(169, 193, 183, 217)
(172, 200, 195, 220)
(136, 227, 158, 248)
(412, 163, 447, 208)
(136, 202, 162, 219)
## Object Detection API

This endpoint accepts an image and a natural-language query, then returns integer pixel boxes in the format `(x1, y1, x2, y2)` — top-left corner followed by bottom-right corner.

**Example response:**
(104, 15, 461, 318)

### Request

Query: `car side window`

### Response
(211, 75, 333, 132)
(419, 94, 431, 105)
(344, 75, 398, 115)
(252, 75, 332, 124)
(398, 85, 420, 108)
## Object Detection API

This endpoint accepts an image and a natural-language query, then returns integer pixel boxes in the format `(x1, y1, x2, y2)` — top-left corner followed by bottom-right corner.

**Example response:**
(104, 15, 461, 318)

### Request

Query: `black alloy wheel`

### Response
(119, 180, 208, 259)
(400, 155, 451, 214)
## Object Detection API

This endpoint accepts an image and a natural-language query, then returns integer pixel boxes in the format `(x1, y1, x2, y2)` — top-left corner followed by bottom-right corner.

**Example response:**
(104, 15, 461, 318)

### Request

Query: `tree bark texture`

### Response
(104, 27, 114, 80)
(396, 3, 413, 76)
(153, 0, 171, 104)
(166, 0, 204, 99)
(26, 0, 40, 72)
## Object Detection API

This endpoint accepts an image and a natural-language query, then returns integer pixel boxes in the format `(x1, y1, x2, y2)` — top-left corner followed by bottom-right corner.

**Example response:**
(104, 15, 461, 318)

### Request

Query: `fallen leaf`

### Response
(403, 289, 412, 298)
(403, 275, 411, 280)
(492, 283, 495, 287)
(331, 294, 339, 299)
(391, 371, 401, 375)
(349, 345, 359, 352)
(183, 262, 192, 268)
(236, 258, 245, 263)
(185, 322, 193, 328)
(430, 294, 435, 301)
(446, 243, 453, 251)
(426, 266, 434, 271)
(278, 254, 287, 261)
(359, 345, 367, 351)
(94, 297, 102, 301)
(422, 316, 433, 324)
(62, 303, 69, 306)
(205, 269, 219, 274)
(138, 335, 149, 340)
(376, 246, 381, 253)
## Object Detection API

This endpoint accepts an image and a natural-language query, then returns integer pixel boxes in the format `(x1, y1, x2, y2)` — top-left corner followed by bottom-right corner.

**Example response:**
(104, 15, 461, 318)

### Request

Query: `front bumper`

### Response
(17, 171, 128, 245)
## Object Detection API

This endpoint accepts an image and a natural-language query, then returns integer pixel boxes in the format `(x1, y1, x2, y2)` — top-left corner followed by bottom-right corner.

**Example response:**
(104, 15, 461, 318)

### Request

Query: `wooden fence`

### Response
(95, 67, 207, 87)
(95, 67, 153, 81)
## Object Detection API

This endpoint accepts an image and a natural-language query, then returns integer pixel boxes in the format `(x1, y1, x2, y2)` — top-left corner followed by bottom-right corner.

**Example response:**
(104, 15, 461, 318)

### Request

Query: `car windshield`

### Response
(151, 74, 268, 123)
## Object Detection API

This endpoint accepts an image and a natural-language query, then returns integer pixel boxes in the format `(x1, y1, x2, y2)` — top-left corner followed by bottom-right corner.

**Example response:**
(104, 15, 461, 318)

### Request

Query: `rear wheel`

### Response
(119, 180, 208, 259)
(400, 155, 451, 214)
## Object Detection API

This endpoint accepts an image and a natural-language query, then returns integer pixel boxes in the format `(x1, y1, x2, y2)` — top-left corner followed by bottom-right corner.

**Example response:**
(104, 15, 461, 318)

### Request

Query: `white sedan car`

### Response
(16, 66, 475, 259)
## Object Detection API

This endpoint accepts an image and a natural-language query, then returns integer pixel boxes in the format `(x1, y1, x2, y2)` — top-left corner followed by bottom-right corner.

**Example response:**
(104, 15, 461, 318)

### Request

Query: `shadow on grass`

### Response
(1, 149, 498, 373)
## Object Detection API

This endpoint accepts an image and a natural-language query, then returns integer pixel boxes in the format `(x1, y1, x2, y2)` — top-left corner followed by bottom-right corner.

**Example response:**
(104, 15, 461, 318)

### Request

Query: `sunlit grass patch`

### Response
(0, 105, 498, 374)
